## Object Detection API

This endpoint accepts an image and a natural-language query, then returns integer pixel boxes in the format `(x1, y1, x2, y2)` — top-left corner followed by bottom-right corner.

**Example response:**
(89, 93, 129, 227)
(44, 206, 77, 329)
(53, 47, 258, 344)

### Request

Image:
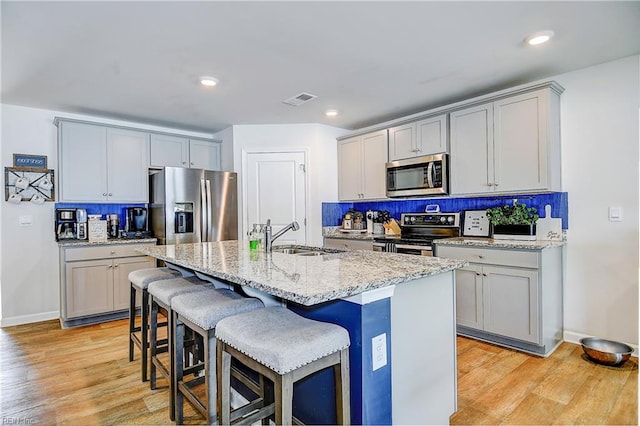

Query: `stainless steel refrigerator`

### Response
(149, 167, 238, 245)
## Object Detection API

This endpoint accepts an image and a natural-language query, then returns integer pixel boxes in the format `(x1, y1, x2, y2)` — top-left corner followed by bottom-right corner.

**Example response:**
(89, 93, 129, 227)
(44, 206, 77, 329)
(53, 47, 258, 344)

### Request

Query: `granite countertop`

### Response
(137, 241, 467, 306)
(434, 237, 565, 250)
(58, 237, 157, 247)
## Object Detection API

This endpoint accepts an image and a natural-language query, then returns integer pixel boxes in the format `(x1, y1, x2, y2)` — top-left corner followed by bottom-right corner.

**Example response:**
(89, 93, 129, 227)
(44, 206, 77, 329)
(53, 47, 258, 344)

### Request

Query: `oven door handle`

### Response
(395, 244, 432, 251)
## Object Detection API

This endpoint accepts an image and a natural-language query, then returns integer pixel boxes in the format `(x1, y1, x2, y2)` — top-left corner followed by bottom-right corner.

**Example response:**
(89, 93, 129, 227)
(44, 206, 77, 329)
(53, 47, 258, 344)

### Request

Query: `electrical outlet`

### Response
(372, 333, 387, 371)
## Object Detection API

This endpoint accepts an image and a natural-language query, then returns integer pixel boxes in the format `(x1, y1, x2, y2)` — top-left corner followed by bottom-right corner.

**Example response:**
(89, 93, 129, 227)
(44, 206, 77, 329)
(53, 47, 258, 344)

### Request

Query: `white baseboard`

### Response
(564, 330, 638, 357)
(0, 311, 59, 328)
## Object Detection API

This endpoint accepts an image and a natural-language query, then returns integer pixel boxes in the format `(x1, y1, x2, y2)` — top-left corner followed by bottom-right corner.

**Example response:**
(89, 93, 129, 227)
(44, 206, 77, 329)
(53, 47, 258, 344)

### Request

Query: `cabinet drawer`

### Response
(64, 243, 155, 261)
(324, 238, 373, 251)
(436, 245, 538, 268)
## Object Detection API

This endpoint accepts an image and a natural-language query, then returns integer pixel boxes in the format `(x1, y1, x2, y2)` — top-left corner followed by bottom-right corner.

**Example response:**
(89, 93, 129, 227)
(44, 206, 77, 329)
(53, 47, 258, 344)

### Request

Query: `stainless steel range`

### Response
(373, 212, 460, 256)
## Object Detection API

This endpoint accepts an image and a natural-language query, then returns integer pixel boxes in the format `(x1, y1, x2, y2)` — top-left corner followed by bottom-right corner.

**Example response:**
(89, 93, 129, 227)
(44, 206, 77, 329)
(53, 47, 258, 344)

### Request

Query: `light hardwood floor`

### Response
(0, 319, 637, 425)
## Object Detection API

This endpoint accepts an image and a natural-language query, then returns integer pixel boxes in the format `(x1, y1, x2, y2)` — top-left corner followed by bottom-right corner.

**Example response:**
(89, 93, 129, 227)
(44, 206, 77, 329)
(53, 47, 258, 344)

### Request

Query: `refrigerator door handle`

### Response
(200, 179, 208, 242)
(205, 179, 213, 242)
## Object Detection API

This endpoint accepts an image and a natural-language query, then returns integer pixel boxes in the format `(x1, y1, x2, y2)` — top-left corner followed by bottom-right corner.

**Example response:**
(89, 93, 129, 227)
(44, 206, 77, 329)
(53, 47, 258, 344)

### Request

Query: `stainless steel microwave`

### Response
(386, 153, 448, 197)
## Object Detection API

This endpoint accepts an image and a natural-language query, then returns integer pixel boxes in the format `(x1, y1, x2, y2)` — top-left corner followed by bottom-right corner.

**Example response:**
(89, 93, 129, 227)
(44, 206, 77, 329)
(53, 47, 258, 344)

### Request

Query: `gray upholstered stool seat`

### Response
(172, 288, 264, 425)
(148, 275, 212, 306)
(216, 306, 351, 425)
(128, 267, 182, 382)
(130, 267, 181, 290)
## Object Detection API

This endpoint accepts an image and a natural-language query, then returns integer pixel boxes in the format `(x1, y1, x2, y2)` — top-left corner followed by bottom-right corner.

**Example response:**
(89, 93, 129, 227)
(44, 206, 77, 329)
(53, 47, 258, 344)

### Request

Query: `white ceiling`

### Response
(2, 1, 639, 134)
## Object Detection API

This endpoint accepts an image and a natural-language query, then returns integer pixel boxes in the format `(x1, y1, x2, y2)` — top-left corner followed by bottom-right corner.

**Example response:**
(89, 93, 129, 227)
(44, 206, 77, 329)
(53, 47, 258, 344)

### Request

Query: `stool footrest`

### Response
(177, 380, 207, 415)
(231, 400, 272, 424)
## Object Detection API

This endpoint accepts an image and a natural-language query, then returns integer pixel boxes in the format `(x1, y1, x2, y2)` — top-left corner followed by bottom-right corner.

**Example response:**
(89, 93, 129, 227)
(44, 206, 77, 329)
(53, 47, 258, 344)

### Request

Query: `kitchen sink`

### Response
(271, 245, 344, 256)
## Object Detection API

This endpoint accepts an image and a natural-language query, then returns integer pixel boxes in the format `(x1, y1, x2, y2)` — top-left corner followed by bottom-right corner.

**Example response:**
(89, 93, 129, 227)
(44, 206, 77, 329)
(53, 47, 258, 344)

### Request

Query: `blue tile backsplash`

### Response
(55, 203, 147, 232)
(322, 192, 569, 229)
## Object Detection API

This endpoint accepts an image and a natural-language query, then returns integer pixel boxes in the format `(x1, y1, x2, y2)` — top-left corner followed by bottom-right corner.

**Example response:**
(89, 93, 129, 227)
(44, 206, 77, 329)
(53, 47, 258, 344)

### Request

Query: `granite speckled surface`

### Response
(137, 241, 468, 306)
(434, 237, 565, 250)
(58, 238, 157, 247)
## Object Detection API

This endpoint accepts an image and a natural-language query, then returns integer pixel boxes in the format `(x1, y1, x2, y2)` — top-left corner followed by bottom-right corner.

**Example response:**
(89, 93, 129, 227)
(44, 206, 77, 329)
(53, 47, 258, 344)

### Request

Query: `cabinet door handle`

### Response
(494, 182, 499, 187)
(190, 162, 195, 165)
(483, 273, 487, 277)
(182, 161, 187, 165)
(476, 273, 481, 276)
(114, 264, 119, 268)
(478, 255, 484, 259)
(110, 250, 116, 254)
(108, 193, 112, 196)
(103, 193, 108, 196)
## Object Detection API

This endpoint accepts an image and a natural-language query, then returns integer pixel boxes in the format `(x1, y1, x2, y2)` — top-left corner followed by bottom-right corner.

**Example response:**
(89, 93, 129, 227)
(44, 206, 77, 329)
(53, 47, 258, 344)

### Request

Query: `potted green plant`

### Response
(486, 201, 539, 241)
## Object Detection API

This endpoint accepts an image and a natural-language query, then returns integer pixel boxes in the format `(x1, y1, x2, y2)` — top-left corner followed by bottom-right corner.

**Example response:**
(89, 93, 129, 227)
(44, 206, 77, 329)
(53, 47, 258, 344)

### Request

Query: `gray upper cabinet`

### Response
(188, 139, 221, 170)
(338, 130, 388, 201)
(388, 114, 448, 161)
(58, 120, 149, 203)
(149, 134, 221, 170)
(149, 134, 189, 167)
(450, 85, 562, 195)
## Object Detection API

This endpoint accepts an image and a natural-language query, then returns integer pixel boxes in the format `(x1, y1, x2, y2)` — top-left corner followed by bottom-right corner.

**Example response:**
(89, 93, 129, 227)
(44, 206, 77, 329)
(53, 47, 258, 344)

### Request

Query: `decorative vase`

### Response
(491, 224, 537, 241)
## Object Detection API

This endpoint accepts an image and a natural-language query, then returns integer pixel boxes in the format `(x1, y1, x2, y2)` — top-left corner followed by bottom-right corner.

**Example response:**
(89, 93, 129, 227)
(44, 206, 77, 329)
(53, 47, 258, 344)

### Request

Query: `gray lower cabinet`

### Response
(60, 243, 155, 327)
(323, 237, 373, 251)
(436, 244, 562, 356)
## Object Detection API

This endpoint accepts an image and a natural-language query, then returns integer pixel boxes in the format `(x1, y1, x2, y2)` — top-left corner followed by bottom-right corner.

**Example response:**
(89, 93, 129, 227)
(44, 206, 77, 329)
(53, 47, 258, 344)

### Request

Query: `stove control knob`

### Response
(440, 216, 447, 223)
(447, 216, 454, 224)
(404, 217, 411, 224)
(410, 216, 416, 223)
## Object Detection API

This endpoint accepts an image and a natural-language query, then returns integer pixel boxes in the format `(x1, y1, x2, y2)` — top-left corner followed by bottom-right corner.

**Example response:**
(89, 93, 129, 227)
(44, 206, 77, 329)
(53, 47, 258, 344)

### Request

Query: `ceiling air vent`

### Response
(282, 92, 318, 106)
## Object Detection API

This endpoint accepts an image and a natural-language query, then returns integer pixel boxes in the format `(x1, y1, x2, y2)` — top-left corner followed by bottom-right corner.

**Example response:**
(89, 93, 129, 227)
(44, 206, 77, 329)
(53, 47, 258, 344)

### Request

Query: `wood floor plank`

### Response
(607, 367, 639, 425)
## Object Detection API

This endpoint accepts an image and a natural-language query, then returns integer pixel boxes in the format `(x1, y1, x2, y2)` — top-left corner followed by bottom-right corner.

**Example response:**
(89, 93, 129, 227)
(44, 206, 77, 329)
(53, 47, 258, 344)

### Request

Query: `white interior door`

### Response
(245, 151, 307, 245)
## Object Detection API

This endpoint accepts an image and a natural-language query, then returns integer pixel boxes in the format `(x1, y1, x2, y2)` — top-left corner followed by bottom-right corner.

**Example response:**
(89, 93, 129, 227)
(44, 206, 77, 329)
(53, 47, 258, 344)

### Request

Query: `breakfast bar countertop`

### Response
(137, 240, 467, 306)
(434, 236, 566, 250)
(58, 237, 157, 247)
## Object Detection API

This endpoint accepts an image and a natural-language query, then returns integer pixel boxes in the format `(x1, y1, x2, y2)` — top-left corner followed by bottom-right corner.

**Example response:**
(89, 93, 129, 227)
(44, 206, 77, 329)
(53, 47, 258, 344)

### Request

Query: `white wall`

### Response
(0, 104, 216, 326)
(216, 124, 347, 247)
(554, 55, 639, 346)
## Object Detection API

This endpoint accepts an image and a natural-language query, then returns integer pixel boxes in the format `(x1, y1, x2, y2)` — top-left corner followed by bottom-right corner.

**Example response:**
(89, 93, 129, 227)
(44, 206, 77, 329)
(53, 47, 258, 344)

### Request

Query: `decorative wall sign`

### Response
(13, 154, 48, 169)
(88, 220, 108, 242)
(4, 167, 55, 203)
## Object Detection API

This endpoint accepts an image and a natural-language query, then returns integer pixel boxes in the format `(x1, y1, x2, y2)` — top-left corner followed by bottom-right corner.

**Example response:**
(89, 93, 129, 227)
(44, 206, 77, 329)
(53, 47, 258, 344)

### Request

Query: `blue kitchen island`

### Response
(138, 241, 467, 425)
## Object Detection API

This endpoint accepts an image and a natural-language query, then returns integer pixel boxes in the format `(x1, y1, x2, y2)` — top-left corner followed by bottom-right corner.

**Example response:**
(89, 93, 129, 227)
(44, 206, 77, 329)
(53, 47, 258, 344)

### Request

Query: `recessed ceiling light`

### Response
(325, 109, 339, 117)
(200, 76, 219, 87)
(524, 30, 554, 46)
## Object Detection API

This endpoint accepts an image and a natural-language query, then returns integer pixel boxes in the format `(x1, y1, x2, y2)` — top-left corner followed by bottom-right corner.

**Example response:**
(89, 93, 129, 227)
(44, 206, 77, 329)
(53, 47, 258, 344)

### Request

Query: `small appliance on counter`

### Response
(55, 208, 77, 241)
(107, 214, 120, 238)
(76, 208, 88, 240)
(124, 207, 151, 238)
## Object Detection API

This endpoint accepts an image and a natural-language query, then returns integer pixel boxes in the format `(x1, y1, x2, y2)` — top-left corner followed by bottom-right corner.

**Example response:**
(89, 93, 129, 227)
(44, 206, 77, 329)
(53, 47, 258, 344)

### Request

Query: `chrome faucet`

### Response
(264, 219, 300, 252)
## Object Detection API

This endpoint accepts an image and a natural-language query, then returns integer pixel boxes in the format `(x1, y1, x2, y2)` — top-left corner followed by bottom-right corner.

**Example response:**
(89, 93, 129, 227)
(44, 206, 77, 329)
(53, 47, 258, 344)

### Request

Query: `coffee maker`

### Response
(76, 208, 88, 240)
(56, 209, 77, 240)
(125, 207, 150, 238)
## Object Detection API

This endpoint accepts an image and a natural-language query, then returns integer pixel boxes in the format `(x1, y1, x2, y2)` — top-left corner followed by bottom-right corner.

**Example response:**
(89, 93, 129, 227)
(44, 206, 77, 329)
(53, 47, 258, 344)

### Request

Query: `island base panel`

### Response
(391, 272, 457, 425)
(289, 298, 392, 425)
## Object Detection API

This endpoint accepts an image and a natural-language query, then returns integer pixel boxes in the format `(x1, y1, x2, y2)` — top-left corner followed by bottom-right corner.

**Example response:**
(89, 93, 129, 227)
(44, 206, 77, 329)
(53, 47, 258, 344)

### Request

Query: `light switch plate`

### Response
(609, 206, 623, 222)
(19, 215, 33, 226)
(372, 333, 387, 371)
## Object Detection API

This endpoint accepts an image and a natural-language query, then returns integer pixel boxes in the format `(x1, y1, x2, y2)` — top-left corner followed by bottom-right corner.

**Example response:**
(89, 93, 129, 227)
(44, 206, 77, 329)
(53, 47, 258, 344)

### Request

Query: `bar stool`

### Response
(172, 288, 264, 425)
(215, 306, 351, 425)
(147, 276, 214, 420)
(128, 267, 182, 382)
